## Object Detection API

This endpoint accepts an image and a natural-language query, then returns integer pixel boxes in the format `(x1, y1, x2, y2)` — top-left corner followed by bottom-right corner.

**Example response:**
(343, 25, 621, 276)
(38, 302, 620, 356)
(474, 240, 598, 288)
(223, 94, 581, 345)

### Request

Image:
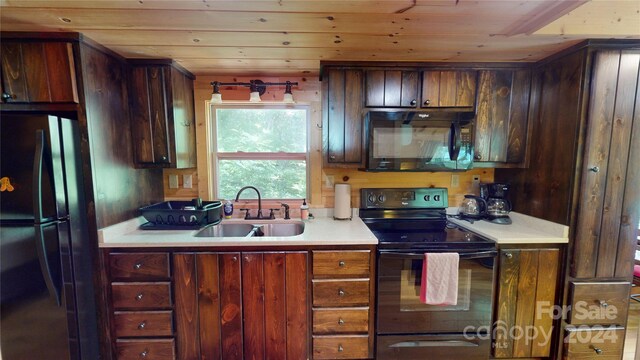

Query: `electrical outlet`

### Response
(169, 174, 179, 189)
(472, 175, 481, 193)
(183, 174, 193, 189)
(451, 174, 460, 188)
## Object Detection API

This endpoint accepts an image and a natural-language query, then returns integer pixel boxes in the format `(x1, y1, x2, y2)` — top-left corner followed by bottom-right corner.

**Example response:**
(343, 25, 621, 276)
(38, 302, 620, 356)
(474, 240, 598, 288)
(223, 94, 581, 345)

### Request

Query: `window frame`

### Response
(209, 103, 310, 201)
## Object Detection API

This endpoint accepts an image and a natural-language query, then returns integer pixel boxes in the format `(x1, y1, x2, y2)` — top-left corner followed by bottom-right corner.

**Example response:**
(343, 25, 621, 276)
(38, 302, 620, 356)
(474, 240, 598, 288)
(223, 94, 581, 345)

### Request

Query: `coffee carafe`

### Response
(480, 183, 512, 224)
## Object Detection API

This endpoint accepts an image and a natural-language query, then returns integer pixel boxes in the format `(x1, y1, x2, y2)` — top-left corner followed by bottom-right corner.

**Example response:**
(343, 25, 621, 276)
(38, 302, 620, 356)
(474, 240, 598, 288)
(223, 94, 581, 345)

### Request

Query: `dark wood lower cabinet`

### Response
(172, 251, 309, 360)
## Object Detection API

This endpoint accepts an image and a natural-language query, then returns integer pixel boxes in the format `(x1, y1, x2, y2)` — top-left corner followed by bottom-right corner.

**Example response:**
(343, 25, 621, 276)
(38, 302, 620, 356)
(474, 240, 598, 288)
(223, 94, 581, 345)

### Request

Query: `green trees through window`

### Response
(214, 107, 308, 200)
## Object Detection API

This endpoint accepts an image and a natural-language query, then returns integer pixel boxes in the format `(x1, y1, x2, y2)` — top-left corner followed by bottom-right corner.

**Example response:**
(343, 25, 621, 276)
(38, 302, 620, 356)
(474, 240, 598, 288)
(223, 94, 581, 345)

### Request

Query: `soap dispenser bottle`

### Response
(300, 199, 309, 220)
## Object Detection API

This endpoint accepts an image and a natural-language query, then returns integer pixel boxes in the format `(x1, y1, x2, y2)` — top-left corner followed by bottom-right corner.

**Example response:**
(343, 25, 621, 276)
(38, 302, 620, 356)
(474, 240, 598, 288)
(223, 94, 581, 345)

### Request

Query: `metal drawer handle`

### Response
(338, 260, 346, 267)
(593, 347, 603, 355)
(338, 318, 345, 325)
(134, 263, 143, 270)
(599, 300, 609, 308)
(140, 349, 149, 357)
(338, 345, 344, 352)
(135, 293, 144, 301)
(338, 289, 345, 297)
(589, 166, 600, 173)
(138, 321, 146, 329)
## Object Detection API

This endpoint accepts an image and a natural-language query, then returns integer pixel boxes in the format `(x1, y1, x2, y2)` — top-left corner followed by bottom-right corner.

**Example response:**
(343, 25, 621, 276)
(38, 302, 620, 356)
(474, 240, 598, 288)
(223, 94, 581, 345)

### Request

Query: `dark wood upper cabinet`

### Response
(322, 68, 364, 167)
(474, 69, 531, 166)
(129, 62, 196, 169)
(365, 70, 419, 107)
(421, 70, 477, 108)
(1, 41, 78, 103)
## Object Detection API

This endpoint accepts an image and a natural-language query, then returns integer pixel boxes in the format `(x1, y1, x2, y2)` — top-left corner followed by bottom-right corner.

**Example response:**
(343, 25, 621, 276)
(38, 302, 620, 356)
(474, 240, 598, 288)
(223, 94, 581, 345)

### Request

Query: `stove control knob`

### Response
(368, 194, 375, 204)
(424, 195, 431, 202)
(377, 194, 385, 203)
(464, 233, 472, 241)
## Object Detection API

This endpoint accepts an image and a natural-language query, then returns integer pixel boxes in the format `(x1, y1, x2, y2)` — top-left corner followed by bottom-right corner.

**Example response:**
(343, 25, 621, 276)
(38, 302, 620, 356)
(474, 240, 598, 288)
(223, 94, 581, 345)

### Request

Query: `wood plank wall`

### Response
(164, 76, 494, 209)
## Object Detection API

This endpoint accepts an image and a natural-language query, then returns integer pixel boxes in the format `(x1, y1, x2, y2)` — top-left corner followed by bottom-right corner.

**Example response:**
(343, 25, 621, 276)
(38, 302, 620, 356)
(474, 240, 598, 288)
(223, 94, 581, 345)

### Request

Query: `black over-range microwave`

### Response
(362, 111, 475, 172)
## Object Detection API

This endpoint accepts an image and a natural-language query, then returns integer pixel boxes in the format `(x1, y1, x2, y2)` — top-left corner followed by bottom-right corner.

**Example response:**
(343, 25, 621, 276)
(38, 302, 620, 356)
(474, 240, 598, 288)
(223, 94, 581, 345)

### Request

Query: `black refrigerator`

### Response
(0, 114, 99, 359)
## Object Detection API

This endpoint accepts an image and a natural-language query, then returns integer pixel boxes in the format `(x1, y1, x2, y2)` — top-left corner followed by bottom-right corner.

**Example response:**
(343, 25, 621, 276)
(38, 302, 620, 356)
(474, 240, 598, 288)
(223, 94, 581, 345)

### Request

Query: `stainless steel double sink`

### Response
(195, 221, 305, 238)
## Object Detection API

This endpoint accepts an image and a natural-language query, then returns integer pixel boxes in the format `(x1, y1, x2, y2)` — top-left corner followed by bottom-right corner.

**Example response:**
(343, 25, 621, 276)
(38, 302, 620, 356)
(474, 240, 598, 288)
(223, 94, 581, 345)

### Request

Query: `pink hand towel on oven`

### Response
(420, 252, 459, 305)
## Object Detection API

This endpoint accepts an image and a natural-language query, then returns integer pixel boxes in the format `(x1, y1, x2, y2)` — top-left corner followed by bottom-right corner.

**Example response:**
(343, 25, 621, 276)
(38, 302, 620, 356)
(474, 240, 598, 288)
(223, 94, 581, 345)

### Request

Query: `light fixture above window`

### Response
(210, 79, 298, 103)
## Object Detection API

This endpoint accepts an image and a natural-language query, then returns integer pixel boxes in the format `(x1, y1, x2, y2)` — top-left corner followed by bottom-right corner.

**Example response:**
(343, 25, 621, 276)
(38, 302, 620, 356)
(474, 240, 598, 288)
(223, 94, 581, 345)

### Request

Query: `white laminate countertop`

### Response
(446, 209, 569, 244)
(98, 214, 378, 248)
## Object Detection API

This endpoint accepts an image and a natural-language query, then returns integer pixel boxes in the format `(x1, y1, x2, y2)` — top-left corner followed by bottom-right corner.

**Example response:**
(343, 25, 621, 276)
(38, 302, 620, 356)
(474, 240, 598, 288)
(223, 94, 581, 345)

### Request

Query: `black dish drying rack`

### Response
(139, 200, 222, 230)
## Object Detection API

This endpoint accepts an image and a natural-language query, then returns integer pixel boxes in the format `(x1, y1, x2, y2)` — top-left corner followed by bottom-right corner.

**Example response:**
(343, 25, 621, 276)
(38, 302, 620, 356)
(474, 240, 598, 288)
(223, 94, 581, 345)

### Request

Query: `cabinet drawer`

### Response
(116, 339, 175, 360)
(313, 335, 369, 359)
(114, 311, 173, 337)
(313, 251, 370, 278)
(112, 282, 172, 309)
(568, 282, 629, 325)
(564, 327, 624, 359)
(313, 279, 369, 307)
(313, 308, 369, 334)
(109, 253, 170, 280)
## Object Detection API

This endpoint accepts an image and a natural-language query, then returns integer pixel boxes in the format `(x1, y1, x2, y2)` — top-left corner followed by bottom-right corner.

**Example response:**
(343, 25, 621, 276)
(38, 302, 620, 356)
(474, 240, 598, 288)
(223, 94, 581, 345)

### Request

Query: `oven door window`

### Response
(377, 252, 495, 334)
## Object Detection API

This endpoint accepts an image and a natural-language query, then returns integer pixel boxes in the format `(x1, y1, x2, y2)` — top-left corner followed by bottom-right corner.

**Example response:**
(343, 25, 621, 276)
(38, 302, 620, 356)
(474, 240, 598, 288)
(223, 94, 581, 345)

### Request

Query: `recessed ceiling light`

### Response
(60, 17, 71, 23)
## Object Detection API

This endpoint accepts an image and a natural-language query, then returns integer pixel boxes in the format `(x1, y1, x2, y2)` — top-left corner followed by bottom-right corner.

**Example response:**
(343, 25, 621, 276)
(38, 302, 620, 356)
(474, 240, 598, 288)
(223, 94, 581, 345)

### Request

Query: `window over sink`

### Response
(210, 105, 309, 200)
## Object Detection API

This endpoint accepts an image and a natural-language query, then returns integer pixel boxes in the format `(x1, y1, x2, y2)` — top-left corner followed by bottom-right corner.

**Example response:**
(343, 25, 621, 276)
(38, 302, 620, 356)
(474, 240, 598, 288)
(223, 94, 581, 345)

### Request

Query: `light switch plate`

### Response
(451, 174, 460, 188)
(168, 174, 179, 189)
(183, 174, 193, 189)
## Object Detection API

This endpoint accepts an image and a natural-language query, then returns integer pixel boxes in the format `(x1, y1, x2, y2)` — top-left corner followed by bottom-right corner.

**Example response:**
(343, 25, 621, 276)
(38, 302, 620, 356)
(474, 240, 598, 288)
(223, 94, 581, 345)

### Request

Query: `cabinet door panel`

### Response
(129, 67, 155, 164)
(365, 70, 385, 107)
(596, 52, 639, 278)
(1, 42, 29, 101)
(197, 253, 222, 360)
(147, 67, 170, 164)
(171, 66, 196, 168)
(344, 70, 364, 163)
(531, 249, 559, 357)
(44, 42, 77, 103)
(219, 253, 243, 360)
(400, 71, 419, 107)
(285, 252, 309, 360)
(439, 71, 458, 107)
(456, 71, 477, 107)
(327, 69, 346, 163)
(421, 71, 440, 107)
(506, 70, 531, 163)
(242, 253, 265, 360)
(494, 250, 520, 357)
(21, 43, 51, 102)
(173, 253, 199, 359)
(383, 70, 401, 107)
(264, 253, 287, 360)
(573, 51, 621, 278)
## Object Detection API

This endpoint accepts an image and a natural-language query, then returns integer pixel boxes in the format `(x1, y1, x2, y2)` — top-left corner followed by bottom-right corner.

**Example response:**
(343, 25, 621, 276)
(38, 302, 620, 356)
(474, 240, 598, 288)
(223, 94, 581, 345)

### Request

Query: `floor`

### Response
(625, 288, 640, 359)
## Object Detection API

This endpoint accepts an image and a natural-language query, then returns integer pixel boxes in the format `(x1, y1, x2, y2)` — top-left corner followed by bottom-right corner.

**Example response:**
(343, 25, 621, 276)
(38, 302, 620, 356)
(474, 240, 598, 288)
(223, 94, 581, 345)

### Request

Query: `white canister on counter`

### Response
(334, 183, 352, 220)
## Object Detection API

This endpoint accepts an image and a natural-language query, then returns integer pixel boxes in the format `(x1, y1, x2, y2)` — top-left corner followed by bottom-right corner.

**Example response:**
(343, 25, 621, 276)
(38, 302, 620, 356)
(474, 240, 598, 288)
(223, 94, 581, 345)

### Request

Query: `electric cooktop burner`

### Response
(359, 187, 495, 250)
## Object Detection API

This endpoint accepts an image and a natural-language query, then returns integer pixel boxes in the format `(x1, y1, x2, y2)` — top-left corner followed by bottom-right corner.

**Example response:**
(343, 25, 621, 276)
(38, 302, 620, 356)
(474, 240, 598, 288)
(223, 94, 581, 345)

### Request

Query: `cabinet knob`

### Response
(232, 256, 238, 262)
(504, 253, 513, 259)
(140, 349, 149, 357)
(423, 99, 430, 106)
(338, 260, 346, 267)
(1, 93, 13, 101)
(134, 263, 143, 270)
(338, 345, 344, 352)
(338, 289, 345, 297)
(599, 300, 609, 308)
(589, 166, 600, 173)
(138, 321, 146, 329)
(135, 293, 144, 301)
(161, 155, 168, 161)
(338, 318, 345, 325)
(593, 347, 603, 355)
(410, 99, 417, 106)
(474, 153, 482, 160)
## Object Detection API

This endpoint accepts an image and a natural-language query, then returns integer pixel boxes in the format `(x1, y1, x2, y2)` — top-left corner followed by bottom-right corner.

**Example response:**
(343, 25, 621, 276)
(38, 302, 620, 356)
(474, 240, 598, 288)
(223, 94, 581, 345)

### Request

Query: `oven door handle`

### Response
(389, 340, 479, 348)
(379, 250, 497, 260)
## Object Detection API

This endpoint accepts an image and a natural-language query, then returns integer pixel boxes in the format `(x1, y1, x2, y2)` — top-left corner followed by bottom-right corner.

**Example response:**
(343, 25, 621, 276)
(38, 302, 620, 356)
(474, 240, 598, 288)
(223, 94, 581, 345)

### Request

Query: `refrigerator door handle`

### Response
(35, 223, 61, 306)
(33, 130, 46, 222)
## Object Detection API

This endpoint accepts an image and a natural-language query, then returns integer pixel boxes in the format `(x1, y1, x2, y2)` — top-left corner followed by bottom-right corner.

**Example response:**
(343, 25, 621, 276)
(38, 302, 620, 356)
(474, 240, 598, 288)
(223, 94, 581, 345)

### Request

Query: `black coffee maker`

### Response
(480, 183, 512, 224)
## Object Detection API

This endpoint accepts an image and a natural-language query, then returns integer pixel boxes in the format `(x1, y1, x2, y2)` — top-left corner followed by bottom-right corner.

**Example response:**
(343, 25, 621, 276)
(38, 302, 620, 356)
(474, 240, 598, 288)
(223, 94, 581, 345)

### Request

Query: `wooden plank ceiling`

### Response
(1, 0, 639, 76)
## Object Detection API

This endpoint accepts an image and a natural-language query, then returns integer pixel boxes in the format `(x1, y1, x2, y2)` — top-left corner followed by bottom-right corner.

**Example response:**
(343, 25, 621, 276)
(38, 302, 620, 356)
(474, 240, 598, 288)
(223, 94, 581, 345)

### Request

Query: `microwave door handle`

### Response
(448, 122, 462, 161)
(389, 340, 479, 348)
(379, 250, 497, 259)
